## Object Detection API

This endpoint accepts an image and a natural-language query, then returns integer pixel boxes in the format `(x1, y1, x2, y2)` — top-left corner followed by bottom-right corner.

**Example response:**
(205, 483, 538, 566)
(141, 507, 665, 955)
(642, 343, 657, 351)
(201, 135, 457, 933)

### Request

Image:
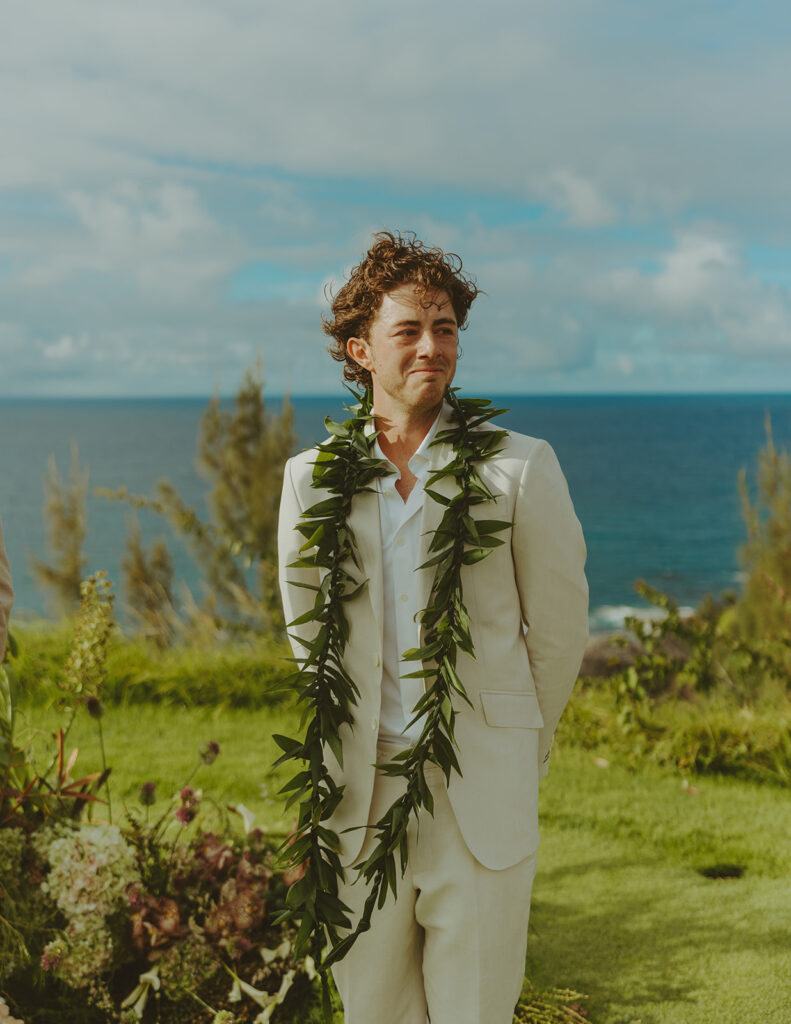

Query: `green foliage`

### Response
(197, 360, 295, 613)
(578, 573, 791, 785)
(121, 516, 177, 649)
(515, 981, 590, 1023)
(14, 623, 291, 709)
(30, 442, 89, 615)
(562, 679, 791, 786)
(738, 418, 791, 656)
(568, 582, 791, 785)
(0, 574, 114, 829)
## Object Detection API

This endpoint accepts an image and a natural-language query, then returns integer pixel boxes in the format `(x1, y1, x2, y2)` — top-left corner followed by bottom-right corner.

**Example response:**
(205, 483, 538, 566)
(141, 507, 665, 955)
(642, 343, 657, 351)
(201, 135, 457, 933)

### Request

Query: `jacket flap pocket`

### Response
(480, 690, 544, 729)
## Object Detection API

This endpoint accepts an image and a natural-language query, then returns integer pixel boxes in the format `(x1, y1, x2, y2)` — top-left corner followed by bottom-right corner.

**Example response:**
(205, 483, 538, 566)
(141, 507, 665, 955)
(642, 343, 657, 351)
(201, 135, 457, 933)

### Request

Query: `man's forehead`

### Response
(379, 283, 454, 317)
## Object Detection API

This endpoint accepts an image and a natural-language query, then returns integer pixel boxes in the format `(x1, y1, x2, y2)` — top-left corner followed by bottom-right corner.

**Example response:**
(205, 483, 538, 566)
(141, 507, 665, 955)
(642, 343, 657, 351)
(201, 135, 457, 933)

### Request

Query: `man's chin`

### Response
(410, 378, 448, 408)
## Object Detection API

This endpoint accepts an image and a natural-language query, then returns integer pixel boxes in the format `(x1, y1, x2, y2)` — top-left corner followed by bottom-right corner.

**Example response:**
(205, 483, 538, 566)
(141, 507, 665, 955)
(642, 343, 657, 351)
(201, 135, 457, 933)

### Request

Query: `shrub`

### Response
(13, 624, 292, 709)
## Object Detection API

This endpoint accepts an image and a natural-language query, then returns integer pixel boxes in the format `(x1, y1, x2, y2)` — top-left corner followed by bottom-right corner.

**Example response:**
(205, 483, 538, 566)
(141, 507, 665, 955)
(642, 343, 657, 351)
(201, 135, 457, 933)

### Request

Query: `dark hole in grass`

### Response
(698, 863, 745, 879)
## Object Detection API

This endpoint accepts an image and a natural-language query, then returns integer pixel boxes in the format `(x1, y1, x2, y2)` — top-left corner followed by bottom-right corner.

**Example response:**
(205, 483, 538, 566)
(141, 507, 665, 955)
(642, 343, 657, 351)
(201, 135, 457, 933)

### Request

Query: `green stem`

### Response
(96, 715, 112, 823)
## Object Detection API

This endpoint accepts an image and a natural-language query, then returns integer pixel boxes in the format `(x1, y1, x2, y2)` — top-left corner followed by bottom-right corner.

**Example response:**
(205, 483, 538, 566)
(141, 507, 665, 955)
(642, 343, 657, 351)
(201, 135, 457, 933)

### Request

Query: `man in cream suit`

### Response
(0, 515, 13, 660)
(278, 232, 588, 1024)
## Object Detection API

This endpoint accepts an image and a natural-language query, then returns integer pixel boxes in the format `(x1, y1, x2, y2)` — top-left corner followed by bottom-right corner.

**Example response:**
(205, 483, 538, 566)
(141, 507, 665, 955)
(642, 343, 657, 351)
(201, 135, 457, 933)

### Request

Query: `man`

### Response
(0, 514, 13, 660)
(278, 231, 588, 1024)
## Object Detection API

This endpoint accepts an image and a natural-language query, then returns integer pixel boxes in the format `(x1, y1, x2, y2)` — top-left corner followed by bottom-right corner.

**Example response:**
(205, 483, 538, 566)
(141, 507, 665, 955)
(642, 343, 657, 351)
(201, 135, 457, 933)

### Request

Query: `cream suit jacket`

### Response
(0, 515, 13, 660)
(277, 403, 588, 871)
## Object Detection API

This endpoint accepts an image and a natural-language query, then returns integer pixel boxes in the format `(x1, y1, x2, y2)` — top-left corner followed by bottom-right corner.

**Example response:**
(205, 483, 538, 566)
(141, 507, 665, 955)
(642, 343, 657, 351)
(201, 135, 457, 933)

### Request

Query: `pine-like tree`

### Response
(99, 361, 294, 633)
(738, 419, 791, 646)
(126, 361, 295, 629)
(30, 442, 88, 616)
(121, 516, 176, 648)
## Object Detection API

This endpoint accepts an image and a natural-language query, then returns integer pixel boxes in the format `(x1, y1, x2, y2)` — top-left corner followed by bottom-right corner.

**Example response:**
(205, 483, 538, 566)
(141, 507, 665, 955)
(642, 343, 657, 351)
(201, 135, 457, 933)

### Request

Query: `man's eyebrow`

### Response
(390, 316, 457, 329)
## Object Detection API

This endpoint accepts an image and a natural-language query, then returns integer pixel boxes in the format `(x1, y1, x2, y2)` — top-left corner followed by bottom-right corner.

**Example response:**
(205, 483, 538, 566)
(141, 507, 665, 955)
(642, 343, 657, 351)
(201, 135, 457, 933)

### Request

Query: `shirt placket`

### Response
(396, 480, 426, 738)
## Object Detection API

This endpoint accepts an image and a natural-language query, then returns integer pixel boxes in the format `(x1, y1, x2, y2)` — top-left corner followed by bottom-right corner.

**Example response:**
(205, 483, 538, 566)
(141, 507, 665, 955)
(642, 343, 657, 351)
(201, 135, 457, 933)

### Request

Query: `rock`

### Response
(580, 633, 642, 678)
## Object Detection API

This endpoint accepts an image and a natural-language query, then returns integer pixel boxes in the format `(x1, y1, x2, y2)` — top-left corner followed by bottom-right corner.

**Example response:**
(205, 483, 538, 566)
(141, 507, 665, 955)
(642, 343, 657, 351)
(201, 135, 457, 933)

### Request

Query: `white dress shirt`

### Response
(374, 414, 441, 747)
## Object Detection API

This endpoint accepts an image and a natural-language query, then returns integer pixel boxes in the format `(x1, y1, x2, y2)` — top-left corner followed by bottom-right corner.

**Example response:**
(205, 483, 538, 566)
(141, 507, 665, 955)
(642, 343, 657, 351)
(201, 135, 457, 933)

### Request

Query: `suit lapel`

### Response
(347, 485, 384, 642)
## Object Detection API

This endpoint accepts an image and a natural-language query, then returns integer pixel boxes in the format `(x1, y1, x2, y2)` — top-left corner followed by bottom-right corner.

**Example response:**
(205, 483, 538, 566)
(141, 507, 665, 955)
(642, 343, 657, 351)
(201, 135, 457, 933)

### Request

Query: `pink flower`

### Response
(126, 883, 143, 908)
(41, 943, 65, 971)
(175, 804, 197, 826)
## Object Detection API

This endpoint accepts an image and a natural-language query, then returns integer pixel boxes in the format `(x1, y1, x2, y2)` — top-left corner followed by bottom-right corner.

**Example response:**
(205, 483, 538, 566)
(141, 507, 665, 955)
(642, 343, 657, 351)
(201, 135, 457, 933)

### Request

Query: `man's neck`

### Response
(374, 403, 442, 475)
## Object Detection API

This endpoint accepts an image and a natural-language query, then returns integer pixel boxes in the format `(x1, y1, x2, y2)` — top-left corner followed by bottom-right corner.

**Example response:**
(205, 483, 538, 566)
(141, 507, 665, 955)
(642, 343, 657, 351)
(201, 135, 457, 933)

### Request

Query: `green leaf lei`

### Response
(274, 386, 511, 1021)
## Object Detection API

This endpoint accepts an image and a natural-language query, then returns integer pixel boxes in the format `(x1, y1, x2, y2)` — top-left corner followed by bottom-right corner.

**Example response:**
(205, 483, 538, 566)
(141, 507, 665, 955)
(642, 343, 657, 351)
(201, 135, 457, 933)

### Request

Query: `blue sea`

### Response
(2, 394, 791, 633)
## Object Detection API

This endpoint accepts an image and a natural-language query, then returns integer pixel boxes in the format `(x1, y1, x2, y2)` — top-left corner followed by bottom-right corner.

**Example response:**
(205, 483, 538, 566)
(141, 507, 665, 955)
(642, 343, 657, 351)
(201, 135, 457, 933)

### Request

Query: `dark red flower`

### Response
(200, 740, 221, 765)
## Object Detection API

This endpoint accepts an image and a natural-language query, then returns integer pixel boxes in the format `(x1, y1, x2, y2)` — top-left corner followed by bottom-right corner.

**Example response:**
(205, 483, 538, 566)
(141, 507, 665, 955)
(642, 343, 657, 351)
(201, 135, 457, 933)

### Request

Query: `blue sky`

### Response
(2, 0, 791, 397)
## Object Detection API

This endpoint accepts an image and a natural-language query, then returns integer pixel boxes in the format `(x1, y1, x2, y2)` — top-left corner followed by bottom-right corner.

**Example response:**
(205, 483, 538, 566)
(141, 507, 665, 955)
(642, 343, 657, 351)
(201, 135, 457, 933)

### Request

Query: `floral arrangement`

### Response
(0, 577, 320, 1023)
(0, 750, 319, 1023)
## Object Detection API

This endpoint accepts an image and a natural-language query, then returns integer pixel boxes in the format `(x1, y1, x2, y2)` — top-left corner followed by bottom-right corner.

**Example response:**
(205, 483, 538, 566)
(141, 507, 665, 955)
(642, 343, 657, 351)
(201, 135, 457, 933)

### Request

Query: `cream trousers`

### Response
(331, 745, 538, 1024)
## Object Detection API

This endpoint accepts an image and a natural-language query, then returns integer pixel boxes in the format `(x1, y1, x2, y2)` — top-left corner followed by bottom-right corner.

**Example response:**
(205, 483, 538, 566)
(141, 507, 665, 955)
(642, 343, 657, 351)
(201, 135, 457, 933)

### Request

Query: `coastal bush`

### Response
(29, 442, 89, 616)
(738, 419, 791, 662)
(13, 622, 292, 709)
(568, 571, 791, 783)
(560, 679, 791, 786)
(122, 516, 178, 649)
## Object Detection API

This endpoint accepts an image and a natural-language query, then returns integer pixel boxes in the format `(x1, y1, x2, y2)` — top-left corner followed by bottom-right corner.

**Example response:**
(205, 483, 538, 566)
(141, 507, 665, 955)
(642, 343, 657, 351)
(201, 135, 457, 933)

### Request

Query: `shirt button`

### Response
(400, 593, 409, 603)
(371, 717, 378, 731)
(397, 536, 406, 547)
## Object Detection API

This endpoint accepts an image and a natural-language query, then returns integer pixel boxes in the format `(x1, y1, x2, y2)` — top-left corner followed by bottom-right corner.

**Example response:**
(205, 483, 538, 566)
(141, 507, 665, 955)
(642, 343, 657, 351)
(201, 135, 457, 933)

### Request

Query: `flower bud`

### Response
(139, 781, 156, 806)
(200, 740, 221, 765)
(85, 696, 104, 719)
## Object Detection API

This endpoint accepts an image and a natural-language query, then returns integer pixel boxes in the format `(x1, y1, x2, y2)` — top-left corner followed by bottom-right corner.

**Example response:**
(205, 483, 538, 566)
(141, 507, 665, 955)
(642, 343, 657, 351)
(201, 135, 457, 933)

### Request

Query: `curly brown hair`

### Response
(323, 230, 480, 388)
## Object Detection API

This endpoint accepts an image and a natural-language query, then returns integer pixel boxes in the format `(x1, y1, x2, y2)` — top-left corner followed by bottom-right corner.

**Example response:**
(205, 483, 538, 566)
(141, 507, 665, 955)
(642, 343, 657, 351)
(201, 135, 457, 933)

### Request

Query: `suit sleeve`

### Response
(0, 515, 14, 661)
(277, 456, 321, 665)
(511, 441, 588, 776)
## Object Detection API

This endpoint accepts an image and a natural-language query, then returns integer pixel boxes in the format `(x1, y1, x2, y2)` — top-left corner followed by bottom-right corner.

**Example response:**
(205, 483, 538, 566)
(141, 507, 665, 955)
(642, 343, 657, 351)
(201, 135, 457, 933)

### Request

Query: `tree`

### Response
(199, 360, 294, 555)
(30, 442, 88, 616)
(102, 361, 295, 634)
(738, 419, 791, 646)
(121, 516, 176, 648)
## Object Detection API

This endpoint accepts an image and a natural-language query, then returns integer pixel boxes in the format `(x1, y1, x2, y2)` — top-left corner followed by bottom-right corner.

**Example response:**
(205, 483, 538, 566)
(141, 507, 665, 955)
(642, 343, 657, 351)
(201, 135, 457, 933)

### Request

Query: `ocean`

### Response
(2, 394, 790, 632)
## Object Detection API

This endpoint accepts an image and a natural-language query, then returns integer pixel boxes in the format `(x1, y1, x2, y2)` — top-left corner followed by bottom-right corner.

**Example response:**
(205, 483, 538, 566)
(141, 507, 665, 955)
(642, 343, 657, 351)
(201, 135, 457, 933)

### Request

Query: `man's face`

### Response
(349, 282, 458, 418)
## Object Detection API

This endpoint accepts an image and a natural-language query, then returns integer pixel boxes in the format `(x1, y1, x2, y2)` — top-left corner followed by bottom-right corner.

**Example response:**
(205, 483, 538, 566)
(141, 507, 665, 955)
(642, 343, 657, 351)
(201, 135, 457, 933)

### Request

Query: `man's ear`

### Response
(347, 336, 373, 372)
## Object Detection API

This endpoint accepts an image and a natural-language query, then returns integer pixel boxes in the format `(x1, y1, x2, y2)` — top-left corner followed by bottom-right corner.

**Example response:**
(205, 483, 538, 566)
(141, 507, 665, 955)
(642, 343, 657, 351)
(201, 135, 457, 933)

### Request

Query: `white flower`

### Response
(0, 994, 25, 1023)
(39, 823, 140, 922)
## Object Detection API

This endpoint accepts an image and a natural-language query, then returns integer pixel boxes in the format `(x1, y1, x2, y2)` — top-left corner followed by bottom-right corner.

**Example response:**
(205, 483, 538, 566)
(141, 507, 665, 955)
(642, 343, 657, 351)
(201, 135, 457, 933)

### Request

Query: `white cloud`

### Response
(544, 169, 618, 228)
(594, 226, 791, 360)
(43, 334, 88, 360)
(615, 355, 635, 376)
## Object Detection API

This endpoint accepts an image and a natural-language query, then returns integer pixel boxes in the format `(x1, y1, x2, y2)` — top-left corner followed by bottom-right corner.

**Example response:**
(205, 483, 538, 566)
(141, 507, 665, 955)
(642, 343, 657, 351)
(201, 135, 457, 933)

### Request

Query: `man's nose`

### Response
(416, 329, 439, 357)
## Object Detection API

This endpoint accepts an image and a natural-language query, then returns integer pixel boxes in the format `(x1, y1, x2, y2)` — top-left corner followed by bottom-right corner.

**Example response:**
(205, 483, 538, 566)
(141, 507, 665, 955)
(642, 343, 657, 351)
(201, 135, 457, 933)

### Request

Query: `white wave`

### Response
(590, 603, 695, 633)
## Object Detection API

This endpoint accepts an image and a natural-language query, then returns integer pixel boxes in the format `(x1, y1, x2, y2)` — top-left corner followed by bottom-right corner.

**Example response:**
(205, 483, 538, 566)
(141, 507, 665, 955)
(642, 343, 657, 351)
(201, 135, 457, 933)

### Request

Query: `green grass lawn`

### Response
(16, 701, 791, 1024)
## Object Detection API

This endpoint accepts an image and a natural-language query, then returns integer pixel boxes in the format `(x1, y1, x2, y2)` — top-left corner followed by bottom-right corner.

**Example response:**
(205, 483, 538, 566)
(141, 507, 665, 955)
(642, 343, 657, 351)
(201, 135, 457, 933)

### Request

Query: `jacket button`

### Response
(373, 653, 381, 667)
(371, 717, 378, 731)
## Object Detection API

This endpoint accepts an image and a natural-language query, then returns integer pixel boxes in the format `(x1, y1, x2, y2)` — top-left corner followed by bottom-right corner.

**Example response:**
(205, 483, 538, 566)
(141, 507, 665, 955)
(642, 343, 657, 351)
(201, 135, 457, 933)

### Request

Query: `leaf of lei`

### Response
(274, 386, 511, 1021)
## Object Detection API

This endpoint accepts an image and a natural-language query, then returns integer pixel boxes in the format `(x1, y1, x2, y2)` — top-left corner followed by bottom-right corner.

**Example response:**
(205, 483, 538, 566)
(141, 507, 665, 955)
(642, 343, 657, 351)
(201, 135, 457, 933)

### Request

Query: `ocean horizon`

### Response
(2, 392, 791, 634)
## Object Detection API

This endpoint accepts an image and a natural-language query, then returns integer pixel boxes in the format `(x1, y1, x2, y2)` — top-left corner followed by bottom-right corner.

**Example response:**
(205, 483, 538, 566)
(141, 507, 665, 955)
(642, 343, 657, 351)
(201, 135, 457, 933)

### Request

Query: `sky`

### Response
(2, 0, 791, 397)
